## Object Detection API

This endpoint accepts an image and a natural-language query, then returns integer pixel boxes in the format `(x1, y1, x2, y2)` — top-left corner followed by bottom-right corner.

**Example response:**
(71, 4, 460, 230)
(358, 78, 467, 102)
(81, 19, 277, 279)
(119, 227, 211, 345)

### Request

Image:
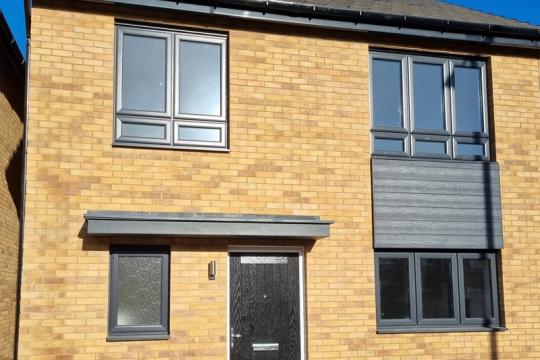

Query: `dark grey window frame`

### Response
(458, 253, 500, 326)
(370, 51, 489, 161)
(114, 23, 228, 151)
(375, 253, 417, 327)
(375, 251, 501, 333)
(415, 252, 460, 326)
(108, 246, 170, 341)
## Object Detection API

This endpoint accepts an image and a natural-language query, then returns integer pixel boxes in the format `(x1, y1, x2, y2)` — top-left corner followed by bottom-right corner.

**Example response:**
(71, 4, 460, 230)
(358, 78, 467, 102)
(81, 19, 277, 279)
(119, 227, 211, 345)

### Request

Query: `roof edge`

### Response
(0, 11, 25, 79)
(205, 0, 540, 39)
(75, 0, 540, 49)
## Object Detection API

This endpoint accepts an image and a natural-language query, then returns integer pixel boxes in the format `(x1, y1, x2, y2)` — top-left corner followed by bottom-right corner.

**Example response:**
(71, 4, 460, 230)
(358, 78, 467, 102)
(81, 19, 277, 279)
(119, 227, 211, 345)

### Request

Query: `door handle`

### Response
(230, 328, 242, 349)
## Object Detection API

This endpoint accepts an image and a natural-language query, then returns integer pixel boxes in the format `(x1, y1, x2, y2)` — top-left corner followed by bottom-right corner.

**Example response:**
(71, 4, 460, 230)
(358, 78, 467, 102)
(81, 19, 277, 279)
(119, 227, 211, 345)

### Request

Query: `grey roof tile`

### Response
(260, 0, 538, 29)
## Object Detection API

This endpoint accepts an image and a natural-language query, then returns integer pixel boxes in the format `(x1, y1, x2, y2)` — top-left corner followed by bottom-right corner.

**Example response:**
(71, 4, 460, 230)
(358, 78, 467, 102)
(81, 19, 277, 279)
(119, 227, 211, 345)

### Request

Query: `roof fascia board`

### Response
(78, 0, 540, 49)
(0, 11, 25, 79)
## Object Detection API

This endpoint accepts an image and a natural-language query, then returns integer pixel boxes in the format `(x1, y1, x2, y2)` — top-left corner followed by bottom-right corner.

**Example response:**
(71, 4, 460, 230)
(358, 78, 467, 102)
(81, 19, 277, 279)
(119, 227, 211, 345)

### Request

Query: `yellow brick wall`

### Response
(20, 1, 540, 358)
(0, 49, 24, 359)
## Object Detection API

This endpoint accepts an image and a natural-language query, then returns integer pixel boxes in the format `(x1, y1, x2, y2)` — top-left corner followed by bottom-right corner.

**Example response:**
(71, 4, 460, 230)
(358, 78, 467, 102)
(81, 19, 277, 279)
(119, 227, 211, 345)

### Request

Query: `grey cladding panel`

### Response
(372, 158, 503, 249)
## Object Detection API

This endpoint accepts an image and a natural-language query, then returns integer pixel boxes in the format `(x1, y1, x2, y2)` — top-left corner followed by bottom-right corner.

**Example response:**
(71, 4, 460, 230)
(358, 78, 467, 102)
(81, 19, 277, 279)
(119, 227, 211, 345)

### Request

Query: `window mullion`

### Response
(411, 252, 420, 325)
(404, 56, 412, 157)
(456, 253, 465, 325)
(169, 32, 176, 145)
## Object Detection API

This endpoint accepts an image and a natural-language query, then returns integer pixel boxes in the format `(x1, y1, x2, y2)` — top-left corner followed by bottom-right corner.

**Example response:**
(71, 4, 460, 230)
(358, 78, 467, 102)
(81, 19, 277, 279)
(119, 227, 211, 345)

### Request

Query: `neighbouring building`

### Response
(17, 0, 540, 359)
(0, 6, 26, 360)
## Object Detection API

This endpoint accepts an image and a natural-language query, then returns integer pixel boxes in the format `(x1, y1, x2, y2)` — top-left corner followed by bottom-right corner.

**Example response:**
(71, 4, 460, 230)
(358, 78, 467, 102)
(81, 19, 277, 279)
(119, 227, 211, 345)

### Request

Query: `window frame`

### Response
(375, 251, 501, 333)
(108, 246, 170, 341)
(370, 51, 490, 161)
(458, 253, 499, 326)
(115, 26, 173, 119)
(115, 116, 171, 145)
(372, 132, 409, 157)
(375, 253, 417, 327)
(408, 56, 451, 136)
(173, 33, 227, 122)
(114, 23, 229, 151)
(415, 252, 460, 326)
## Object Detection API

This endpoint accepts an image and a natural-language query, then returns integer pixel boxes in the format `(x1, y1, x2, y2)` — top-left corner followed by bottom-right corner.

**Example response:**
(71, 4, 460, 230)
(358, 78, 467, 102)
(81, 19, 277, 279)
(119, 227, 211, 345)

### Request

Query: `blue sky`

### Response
(444, 0, 540, 26)
(1, 0, 540, 59)
(0, 0, 27, 58)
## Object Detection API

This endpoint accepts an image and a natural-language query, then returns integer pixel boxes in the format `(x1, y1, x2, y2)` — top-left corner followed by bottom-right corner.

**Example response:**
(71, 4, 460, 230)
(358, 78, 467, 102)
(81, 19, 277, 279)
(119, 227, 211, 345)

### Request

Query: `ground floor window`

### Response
(375, 251, 500, 332)
(108, 246, 170, 341)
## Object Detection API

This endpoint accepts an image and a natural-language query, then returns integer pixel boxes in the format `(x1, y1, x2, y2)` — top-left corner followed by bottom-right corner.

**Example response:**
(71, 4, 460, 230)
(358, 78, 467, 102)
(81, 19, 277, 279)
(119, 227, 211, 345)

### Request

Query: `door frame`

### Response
(227, 245, 306, 360)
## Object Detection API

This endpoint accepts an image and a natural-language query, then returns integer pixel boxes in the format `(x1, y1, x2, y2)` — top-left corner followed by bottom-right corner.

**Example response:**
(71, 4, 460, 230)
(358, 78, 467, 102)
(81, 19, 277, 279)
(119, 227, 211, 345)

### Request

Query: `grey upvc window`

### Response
(375, 251, 500, 332)
(370, 52, 489, 160)
(108, 246, 169, 341)
(115, 24, 227, 150)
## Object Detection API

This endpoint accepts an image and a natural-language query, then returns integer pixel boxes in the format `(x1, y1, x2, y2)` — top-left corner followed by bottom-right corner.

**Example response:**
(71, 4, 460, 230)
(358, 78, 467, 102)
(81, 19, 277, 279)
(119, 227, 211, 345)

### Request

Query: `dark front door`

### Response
(230, 252, 301, 360)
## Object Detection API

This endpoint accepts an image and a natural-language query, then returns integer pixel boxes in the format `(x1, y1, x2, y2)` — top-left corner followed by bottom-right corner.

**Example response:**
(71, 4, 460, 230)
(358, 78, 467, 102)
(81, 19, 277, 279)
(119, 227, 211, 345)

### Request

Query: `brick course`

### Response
(19, 0, 540, 358)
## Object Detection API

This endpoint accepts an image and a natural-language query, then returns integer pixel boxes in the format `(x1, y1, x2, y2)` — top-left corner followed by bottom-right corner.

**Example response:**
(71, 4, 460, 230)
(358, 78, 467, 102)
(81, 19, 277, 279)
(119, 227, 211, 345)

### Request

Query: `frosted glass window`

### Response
(121, 34, 167, 113)
(178, 41, 222, 116)
(109, 247, 169, 340)
(117, 256, 162, 326)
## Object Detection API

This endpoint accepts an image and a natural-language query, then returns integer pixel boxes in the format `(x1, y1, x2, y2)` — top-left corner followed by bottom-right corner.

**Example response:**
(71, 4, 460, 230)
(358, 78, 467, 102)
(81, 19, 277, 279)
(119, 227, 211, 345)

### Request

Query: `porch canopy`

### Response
(84, 211, 332, 240)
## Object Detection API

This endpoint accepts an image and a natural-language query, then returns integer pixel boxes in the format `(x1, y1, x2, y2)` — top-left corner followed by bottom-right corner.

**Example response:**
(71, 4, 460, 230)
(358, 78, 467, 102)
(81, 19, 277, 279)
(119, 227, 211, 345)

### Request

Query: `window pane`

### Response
(122, 122, 166, 139)
(463, 258, 494, 318)
(415, 140, 446, 154)
(372, 59, 403, 128)
(374, 138, 404, 152)
(179, 126, 221, 142)
(179, 41, 222, 116)
(117, 256, 162, 326)
(421, 258, 455, 319)
(457, 142, 485, 157)
(122, 34, 167, 113)
(413, 63, 445, 131)
(379, 258, 411, 320)
(454, 67, 483, 133)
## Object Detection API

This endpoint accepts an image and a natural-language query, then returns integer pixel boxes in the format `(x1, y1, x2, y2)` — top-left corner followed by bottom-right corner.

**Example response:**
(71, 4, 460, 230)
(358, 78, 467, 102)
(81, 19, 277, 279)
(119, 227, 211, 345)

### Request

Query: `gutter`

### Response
(79, 0, 540, 49)
(0, 11, 25, 77)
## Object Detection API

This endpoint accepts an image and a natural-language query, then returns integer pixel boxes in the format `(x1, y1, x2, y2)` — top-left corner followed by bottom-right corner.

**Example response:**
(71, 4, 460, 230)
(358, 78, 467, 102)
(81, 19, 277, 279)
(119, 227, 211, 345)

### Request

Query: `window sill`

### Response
(377, 326, 506, 334)
(371, 154, 492, 163)
(113, 141, 231, 153)
(107, 334, 170, 342)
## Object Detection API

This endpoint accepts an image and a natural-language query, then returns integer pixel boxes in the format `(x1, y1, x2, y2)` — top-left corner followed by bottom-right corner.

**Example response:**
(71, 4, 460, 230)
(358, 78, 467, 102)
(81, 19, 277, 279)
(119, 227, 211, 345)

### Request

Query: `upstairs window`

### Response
(115, 24, 227, 150)
(370, 52, 489, 160)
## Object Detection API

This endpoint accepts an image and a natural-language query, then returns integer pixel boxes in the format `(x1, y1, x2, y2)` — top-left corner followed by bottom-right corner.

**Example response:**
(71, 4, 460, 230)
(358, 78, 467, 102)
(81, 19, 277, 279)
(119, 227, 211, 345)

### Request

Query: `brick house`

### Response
(14, 0, 540, 358)
(0, 7, 26, 360)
